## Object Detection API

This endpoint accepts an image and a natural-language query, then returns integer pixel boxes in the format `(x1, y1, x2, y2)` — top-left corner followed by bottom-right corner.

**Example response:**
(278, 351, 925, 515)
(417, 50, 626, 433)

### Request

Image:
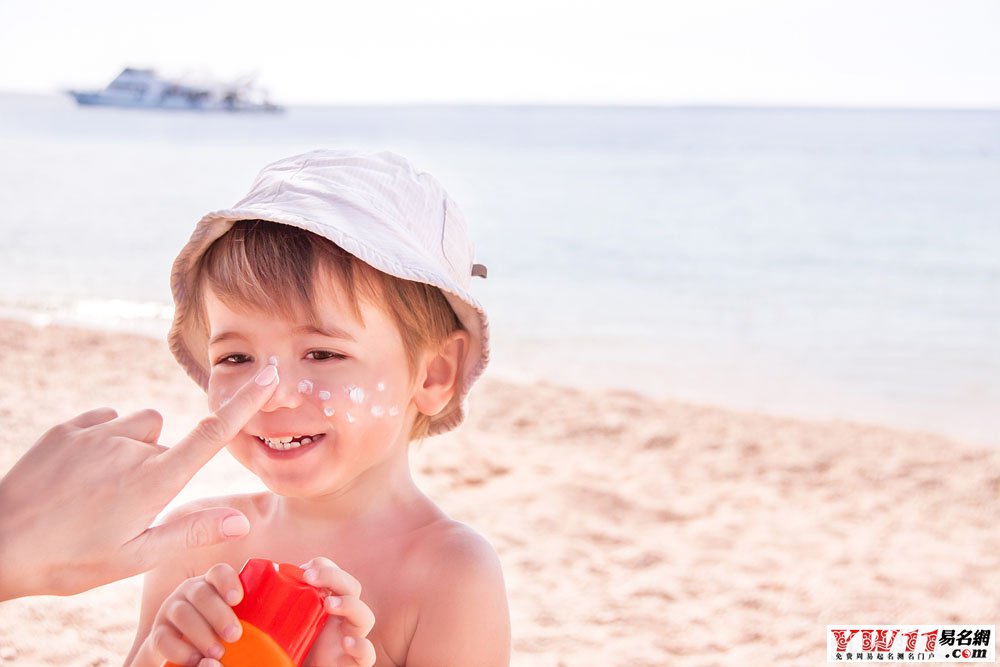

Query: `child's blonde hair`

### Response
(192, 219, 464, 441)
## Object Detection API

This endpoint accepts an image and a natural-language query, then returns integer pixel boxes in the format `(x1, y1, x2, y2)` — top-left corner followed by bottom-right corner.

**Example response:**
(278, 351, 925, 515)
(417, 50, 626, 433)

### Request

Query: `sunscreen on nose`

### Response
(163, 558, 327, 667)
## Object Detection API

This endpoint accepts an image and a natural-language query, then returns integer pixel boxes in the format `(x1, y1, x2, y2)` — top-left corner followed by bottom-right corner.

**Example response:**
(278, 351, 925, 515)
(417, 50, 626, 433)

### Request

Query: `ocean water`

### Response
(1, 93, 998, 445)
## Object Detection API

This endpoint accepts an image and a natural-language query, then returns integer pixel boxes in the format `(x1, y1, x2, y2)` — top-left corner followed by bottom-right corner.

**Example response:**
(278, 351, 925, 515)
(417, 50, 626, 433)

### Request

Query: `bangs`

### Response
(193, 219, 382, 330)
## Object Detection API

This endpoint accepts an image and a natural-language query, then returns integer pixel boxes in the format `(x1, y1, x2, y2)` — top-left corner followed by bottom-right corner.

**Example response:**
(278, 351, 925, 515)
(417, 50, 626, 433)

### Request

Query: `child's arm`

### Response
(406, 525, 511, 667)
(122, 553, 202, 666)
(122, 499, 236, 667)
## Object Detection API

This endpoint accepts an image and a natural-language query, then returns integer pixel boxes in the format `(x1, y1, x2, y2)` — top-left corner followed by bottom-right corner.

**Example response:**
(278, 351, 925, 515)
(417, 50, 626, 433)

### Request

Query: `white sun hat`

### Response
(167, 149, 490, 436)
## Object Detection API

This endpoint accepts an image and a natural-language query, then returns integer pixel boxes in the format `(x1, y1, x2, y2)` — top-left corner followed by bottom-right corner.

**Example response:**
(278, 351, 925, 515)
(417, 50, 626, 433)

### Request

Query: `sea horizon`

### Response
(5, 88, 1000, 112)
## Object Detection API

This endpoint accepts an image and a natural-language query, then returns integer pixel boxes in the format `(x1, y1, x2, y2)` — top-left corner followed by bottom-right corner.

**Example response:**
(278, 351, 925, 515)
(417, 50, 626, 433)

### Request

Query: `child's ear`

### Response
(413, 330, 469, 417)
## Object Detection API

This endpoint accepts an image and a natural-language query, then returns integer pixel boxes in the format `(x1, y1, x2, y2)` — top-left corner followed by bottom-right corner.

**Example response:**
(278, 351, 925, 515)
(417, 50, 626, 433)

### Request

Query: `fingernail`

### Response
(255, 363, 279, 386)
(225, 589, 242, 606)
(344, 636, 356, 649)
(221, 514, 250, 537)
(206, 644, 224, 660)
(223, 623, 242, 642)
(327, 595, 342, 609)
(304, 568, 318, 582)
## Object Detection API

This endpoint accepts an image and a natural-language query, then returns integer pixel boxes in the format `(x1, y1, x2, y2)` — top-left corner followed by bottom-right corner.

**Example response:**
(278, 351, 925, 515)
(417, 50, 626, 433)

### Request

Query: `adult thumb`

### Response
(127, 509, 251, 571)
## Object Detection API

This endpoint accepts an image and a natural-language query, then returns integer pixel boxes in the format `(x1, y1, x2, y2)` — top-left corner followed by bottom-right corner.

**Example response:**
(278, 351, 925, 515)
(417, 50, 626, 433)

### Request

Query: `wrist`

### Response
(0, 493, 46, 601)
(0, 514, 29, 601)
(0, 537, 14, 602)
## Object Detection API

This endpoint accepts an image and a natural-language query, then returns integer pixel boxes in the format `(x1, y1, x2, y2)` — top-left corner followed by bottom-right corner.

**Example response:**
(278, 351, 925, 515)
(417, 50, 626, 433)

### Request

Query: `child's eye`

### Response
(307, 350, 347, 361)
(215, 353, 252, 366)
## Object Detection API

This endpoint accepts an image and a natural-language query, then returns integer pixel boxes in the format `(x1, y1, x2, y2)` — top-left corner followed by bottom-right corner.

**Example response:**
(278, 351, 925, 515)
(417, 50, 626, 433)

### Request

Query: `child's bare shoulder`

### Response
(395, 519, 510, 664)
(408, 518, 498, 563)
(400, 517, 505, 597)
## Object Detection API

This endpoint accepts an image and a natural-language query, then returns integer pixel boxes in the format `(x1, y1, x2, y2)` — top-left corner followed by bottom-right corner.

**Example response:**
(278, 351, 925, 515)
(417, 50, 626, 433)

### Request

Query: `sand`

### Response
(0, 318, 997, 666)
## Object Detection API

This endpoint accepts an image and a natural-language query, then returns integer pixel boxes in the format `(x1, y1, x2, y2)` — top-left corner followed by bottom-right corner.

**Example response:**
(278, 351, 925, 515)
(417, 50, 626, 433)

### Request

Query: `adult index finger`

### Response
(152, 363, 279, 484)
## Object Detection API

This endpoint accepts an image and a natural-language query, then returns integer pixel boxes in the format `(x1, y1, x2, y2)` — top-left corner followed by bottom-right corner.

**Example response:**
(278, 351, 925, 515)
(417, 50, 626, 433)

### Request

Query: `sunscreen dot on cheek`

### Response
(318, 390, 331, 400)
(268, 355, 279, 366)
(388, 406, 400, 417)
(297, 379, 314, 395)
(324, 406, 335, 417)
(376, 381, 385, 392)
(346, 412, 356, 423)
(345, 385, 366, 404)
(371, 405, 385, 417)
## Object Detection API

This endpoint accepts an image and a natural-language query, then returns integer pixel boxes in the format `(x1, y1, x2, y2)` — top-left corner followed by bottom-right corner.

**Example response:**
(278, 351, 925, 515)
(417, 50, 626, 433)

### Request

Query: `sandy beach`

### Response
(0, 317, 997, 666)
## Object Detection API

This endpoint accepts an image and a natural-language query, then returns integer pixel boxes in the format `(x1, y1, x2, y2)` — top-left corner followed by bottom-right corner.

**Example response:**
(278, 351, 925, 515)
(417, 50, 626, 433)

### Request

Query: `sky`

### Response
(1, 0, 998, 107)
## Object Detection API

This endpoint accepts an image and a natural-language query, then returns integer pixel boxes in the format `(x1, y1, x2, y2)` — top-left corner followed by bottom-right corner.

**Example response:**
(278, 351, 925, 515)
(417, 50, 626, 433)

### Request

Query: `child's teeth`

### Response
(260, 434, 320, 450)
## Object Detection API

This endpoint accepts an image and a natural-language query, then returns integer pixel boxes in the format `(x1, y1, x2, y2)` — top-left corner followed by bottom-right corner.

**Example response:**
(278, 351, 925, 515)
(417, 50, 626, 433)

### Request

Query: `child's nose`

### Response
(259, 365, 305, 412)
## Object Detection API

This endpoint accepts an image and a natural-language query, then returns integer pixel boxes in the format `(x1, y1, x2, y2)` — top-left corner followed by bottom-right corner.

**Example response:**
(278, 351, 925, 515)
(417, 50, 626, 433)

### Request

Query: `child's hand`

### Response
(300, 557, 377, 667)
(148, 563, 244, 666)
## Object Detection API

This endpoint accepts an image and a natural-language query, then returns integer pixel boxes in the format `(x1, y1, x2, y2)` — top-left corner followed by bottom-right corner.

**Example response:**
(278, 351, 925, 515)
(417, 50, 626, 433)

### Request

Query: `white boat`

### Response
(68, 67, 282, 112)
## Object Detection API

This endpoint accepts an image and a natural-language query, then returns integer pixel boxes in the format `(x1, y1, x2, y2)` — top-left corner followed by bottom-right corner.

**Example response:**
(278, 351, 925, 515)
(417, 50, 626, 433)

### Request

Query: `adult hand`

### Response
(0, 363, 279, 601)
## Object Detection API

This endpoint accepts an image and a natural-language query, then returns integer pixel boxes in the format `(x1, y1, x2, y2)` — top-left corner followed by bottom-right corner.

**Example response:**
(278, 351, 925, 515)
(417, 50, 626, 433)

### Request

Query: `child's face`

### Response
(203, 271, 418, 498)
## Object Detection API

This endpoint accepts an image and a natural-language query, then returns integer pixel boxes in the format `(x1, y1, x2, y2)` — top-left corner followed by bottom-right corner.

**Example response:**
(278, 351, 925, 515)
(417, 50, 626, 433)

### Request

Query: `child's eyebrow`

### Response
(293, 324, 357, 342)
(207, 331, 249, 347)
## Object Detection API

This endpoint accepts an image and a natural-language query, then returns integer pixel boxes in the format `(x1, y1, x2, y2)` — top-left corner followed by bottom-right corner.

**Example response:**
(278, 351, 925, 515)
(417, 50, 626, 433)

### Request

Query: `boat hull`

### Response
(67, 90, 282, 112)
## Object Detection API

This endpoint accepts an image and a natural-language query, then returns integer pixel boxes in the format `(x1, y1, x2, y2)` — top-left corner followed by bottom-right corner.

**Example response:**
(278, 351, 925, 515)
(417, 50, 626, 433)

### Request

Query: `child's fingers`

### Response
(164, 599, 226, 661)
(300, 558, 362, 597)
(299, 555, 338, 572)
(204, 562, 245, 606)
(324, 595, 376, 637)
(150, 620, 203, 666)
(342, 635, 377, 666)
(182, 578, 243, 645)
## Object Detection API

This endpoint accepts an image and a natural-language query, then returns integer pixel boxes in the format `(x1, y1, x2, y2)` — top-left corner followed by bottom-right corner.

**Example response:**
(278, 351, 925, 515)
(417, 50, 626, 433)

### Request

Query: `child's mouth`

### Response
(254, 433, 325, 456)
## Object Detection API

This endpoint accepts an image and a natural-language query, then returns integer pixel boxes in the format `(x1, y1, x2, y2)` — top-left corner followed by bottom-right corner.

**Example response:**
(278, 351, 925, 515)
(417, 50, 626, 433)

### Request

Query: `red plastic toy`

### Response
(163, 558, 328, 666)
